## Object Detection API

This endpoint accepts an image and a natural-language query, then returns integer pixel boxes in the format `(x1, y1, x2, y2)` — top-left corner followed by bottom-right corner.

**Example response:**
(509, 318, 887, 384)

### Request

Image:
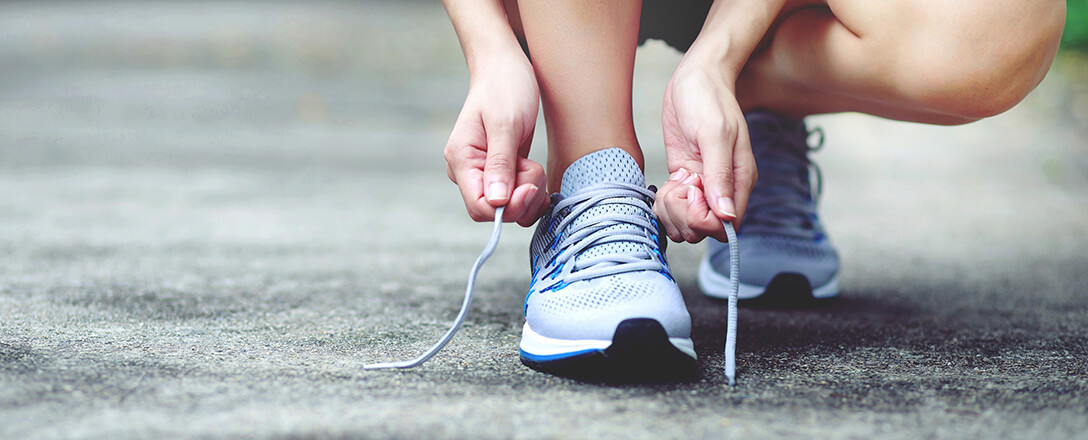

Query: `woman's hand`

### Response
(444, 53, 548, 227)
(655, 58, 757, 243)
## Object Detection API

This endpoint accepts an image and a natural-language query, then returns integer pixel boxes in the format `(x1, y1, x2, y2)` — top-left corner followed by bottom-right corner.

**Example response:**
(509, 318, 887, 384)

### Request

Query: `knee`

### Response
(896, 0, 1066, 122)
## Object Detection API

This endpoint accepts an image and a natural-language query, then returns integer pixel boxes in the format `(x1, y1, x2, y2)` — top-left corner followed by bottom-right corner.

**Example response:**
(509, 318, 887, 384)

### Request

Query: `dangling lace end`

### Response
(722, 219, 740, 387)
(364, 206, 505, 370)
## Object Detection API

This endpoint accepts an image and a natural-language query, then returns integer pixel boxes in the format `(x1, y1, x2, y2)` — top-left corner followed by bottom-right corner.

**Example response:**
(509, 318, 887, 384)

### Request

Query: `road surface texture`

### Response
(1, 2, 1086, 439)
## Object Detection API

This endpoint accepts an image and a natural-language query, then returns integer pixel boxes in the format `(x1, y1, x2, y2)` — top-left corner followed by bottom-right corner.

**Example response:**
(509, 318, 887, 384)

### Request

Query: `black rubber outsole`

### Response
(740, 272, 835, 309)
(520, 318, 697, 383)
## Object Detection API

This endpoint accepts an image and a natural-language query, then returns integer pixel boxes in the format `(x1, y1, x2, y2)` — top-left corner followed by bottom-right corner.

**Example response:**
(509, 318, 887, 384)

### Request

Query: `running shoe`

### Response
(699, 110, 841, 304)
(520, 148, 696, 379)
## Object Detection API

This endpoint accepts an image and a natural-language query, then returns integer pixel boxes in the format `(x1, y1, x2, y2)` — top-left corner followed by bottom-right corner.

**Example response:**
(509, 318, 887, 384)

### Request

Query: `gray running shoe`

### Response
(520, 148, 696, 379)
(699, 111, 841, 303)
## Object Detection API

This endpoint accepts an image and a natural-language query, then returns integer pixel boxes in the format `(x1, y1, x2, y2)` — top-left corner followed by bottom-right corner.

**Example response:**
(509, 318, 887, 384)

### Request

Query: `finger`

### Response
(685, 181, 728, 242)
(445, 115, 493, 221)
(447, 153, 493, 222)
(514, 157, 547, 226)
(675, 171, 712, 242)
(697, 121, 739, 222)
(676, 184, 704, 243)
(520, 187, 550, 228)
(483, 119, 522, 207)
(459, 171, 495, 222)
(653, 182, 684, 242)
(506, 183, 539, 224)
(668, 183, 698, 243)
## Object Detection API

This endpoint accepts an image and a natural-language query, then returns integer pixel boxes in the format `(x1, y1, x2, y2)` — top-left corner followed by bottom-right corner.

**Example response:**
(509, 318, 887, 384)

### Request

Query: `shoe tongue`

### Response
(558, 148, 652, 270)
(744, 111, 816, 235)
(560, 148, 645, 198)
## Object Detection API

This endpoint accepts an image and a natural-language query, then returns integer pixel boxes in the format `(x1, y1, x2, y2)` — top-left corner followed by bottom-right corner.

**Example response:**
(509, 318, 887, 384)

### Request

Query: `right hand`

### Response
(444, 54, 547, 227)
(653, 57, 757, 243)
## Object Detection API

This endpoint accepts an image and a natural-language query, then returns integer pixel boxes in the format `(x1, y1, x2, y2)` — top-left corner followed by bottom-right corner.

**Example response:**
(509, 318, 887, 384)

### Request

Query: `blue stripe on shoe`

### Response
(519, 348, 602, 363)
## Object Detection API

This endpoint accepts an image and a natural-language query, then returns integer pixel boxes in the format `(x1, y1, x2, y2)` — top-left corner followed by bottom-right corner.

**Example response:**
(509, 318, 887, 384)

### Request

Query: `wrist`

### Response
(466, 41, 530, 79)
(444, 0, 528, 80)
(682, 38, 741, 83)
(684, 0, 788, 80)
(675, 48, 739, 94)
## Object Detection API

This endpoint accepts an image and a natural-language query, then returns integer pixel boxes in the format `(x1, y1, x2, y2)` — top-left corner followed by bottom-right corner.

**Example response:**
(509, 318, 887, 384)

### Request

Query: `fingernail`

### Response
(487, 182, 509, 202)
(681, 172, 699, 185)
(715, 197, 737, 219)
(524, 184, 539, 202)
(686, 185, 697, 205)
(670, 168, 690, 182)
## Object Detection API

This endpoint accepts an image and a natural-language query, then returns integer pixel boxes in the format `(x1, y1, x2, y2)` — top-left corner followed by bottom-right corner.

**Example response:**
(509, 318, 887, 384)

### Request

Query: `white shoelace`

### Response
(362, 206, 505, 370)
(721, 219, 740, 386)
(533, 183, 664, 290)
(365, 205, 742, 387)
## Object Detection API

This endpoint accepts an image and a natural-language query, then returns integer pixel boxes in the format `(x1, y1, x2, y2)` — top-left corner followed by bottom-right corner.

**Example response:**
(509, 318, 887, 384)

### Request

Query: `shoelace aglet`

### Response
(364, 206, 505, 371)
(722, 219, 740, 387)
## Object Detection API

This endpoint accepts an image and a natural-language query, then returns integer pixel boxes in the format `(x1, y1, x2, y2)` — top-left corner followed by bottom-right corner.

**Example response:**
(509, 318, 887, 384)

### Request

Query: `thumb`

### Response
(698, 124, 740, 222)
(483, 120, 520, 207)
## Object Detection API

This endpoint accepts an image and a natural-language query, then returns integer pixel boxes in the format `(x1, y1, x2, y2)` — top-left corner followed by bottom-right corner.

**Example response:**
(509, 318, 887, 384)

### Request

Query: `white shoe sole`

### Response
(698, 254, 840, 300)
(518, 322, 696, 362)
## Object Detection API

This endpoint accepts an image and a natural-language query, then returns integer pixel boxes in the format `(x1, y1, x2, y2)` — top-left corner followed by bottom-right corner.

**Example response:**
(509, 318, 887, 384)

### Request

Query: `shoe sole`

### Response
(698, 254, 840, 302)
(519, 318, 696, 381)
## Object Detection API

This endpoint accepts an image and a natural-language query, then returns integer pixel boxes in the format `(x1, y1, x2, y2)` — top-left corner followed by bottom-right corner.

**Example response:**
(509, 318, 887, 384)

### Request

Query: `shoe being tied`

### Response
(699, 110, 841, 304)
(519, 148, 696, 379)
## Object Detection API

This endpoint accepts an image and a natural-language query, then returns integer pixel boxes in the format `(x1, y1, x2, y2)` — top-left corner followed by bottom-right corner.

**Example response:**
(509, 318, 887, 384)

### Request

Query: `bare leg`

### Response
(737, 0, 1066, 124)
(513, 0, 644, 192)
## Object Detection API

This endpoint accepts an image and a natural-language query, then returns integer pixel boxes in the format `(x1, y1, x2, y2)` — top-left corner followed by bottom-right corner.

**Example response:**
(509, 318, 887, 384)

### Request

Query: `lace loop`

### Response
(536, 182, 666, 287)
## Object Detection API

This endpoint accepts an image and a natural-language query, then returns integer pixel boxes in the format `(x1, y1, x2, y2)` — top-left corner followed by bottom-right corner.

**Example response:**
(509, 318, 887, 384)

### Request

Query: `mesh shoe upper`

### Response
(704, 111, 840, 293)
(526, 148, 691, 341)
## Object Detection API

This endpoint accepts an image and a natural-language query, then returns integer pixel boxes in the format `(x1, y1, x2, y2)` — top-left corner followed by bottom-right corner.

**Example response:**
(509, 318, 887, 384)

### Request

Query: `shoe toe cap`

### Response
(525, 272, 691, 341)
(709, 236, 839, 288)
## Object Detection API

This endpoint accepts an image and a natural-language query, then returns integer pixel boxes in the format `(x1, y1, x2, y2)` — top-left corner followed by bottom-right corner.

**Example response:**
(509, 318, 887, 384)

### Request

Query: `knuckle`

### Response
(487, 114, 521, 134)
(689, 217, 712, 233)
(698, 119, 736, 141)
(667, 187, 687, 202)
(443, 143, 457, 162)
(681, 229, 700, 243)
(667, 231, 684, 243)
(517, 214, 541, 228)
(485, 153, 515, 173)
(469, 209, 491, 222)
(708, 167, 735, 187)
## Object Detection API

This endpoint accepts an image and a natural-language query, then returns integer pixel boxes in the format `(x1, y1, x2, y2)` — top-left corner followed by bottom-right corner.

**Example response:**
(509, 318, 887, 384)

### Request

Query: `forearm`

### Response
(442, 0, 527, 76)
(685, 0, 790, 82)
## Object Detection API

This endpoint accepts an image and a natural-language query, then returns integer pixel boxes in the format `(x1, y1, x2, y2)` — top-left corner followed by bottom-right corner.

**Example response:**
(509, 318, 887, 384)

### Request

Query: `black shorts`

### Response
(516, 0, 713, 58)
(638, 0, 713, 52)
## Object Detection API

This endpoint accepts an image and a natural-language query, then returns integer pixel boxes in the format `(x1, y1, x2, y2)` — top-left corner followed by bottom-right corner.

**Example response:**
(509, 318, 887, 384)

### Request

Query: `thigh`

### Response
(745, 0, 1065, 121)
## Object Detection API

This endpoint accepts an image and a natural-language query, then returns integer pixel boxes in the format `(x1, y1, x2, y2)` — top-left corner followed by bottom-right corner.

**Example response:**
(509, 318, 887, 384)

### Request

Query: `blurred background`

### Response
(1, 0, 1085, 174)
(0, 0, 1084, 261)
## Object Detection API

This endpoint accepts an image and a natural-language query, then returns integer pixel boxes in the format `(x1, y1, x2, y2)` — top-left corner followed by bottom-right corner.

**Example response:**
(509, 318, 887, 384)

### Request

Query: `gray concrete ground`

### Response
(2, 2, 1087, 439)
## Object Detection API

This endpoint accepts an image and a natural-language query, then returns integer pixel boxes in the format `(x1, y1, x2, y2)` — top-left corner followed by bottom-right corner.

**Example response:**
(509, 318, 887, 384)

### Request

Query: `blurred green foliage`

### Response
(1066, 0, 1088, 50)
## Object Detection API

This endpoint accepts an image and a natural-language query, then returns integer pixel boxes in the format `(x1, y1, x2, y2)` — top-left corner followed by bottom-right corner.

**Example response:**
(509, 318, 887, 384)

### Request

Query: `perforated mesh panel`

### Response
(534, 276, 656, 314)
